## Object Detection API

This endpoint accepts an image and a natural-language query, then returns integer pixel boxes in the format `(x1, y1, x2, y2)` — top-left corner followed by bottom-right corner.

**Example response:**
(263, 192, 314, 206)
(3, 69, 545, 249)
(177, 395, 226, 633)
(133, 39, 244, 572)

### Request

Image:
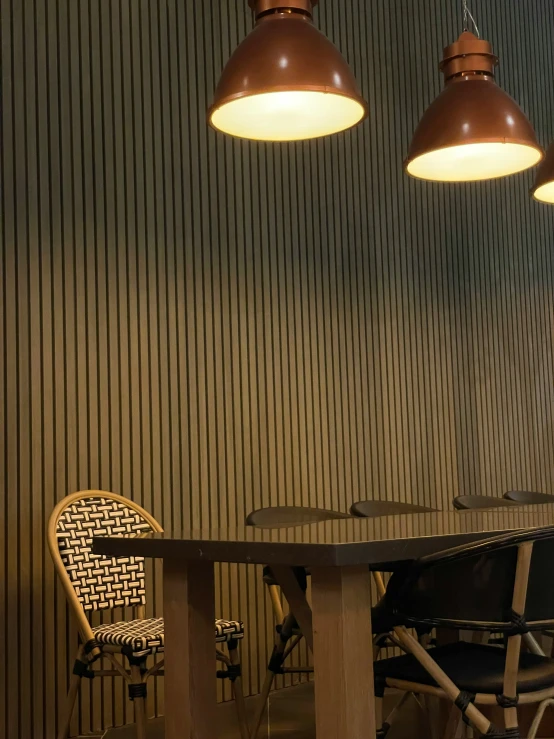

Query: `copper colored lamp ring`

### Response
(440, 32, 498, 78)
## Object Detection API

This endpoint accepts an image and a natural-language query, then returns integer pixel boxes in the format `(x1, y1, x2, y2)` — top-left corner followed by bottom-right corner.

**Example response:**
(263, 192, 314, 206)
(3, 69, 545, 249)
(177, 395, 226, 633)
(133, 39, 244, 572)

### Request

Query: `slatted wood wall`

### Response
(2, 0, 554, 735)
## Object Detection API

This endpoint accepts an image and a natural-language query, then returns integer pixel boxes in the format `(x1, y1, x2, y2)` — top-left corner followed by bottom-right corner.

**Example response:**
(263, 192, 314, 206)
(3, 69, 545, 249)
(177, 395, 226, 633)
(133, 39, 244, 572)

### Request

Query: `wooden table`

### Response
(94, 505, 554, 739)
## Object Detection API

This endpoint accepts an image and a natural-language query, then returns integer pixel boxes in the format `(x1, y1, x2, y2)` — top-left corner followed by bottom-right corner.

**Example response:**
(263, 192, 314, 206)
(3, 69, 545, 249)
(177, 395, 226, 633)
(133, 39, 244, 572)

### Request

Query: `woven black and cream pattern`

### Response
(56, 497, 152, 611)
(92, 617, 244, 657)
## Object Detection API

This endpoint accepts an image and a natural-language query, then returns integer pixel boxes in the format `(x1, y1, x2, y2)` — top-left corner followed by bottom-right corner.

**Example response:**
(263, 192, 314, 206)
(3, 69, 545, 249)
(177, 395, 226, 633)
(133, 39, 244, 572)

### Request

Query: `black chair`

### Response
(351, 499, 437, 517)
(373, 526, 554, 739)
(246, 504, 352, 528)
(503, 493, 554, 651)
(246, 505, 396, 738)
(504, 490, 554, 505)
(453, 494, 518, 510)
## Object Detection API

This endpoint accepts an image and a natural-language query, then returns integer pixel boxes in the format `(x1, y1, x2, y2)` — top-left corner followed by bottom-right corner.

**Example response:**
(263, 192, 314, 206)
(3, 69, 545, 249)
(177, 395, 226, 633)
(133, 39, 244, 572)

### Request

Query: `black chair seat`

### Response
(374, 642, 554, 694)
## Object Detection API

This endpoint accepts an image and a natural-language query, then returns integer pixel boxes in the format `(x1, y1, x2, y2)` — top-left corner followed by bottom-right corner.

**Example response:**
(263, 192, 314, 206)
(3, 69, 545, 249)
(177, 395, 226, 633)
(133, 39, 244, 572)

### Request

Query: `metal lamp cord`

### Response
(463, 0, 481, 37)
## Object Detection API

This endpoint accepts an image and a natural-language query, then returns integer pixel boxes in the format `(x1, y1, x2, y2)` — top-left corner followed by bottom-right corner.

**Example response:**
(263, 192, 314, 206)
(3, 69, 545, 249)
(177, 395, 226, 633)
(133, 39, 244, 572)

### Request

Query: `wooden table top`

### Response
(92, 504, 554, 569)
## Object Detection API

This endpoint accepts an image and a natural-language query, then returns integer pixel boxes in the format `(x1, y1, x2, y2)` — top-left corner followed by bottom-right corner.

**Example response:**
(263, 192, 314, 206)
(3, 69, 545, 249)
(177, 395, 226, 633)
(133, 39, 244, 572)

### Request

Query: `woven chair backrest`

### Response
(55, 494, 156, 612)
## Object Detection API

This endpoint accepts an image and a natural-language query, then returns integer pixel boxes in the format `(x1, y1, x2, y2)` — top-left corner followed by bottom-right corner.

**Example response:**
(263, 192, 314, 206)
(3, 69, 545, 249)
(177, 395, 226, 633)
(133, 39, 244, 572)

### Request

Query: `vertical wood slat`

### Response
(2, 0, 554, 736)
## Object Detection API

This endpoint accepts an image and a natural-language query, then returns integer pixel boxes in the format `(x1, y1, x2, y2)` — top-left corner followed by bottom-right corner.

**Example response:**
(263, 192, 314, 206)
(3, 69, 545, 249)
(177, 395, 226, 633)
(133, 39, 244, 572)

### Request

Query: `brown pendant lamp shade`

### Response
(532, 142, 554, 203)
(208, 0, 367, 142)
(404, 32, 543, 182)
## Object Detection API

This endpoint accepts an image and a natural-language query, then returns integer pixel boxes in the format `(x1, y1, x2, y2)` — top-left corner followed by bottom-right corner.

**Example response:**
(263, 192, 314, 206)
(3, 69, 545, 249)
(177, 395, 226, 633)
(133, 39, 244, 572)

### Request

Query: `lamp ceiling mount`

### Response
(440, 31, 498, 79)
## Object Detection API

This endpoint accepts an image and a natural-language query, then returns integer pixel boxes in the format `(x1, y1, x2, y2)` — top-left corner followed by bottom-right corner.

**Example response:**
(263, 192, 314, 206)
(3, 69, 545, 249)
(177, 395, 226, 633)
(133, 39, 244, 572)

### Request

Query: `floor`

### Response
(97, 682, 427, 739)
(82, 682, 554, 739)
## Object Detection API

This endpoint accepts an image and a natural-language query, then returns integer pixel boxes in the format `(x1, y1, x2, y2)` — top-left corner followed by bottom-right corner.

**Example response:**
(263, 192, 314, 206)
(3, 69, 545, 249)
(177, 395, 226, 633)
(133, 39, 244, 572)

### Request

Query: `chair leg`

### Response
(250, 669, 275, 739)
(379, 691, 412, 737)
(529, 698, 554, 739)
(524, 632, 545, 656)
(375, 695, 383, 730)
(57, 645, 86, 739)
(130, 664, 147, 739)
(250, 613, 300, 739)
(228, 643, 249, 739)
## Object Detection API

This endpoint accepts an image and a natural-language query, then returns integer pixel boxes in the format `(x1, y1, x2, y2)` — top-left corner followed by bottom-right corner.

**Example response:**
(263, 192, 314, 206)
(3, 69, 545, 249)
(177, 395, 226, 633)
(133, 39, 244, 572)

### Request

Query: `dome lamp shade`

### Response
(404, 31, 543, 182)
(208, 0, 368, 142)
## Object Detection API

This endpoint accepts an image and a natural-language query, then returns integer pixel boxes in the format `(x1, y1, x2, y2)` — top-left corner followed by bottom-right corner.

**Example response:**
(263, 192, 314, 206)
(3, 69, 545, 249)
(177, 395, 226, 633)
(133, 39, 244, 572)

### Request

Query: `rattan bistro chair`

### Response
(48, 491, 248, 739)
(373, 526, 554, 739)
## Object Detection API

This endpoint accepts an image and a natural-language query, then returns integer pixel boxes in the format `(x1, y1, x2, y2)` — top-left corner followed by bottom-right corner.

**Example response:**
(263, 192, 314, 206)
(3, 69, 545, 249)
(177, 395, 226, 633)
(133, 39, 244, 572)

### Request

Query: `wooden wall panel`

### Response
(1, 0, 554, 736)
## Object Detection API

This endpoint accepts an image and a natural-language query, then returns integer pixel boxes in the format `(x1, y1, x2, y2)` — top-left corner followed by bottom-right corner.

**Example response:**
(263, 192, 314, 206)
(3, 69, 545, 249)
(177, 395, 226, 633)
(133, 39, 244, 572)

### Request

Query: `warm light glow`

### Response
(210, 90, 366, 141)
(533, 181, 554, 204)
(406, 142, 542, 182)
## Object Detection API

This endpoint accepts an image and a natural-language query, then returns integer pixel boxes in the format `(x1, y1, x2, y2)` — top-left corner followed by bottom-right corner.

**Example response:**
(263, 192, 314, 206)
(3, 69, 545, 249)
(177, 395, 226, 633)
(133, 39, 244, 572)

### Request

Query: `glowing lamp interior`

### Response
(406, 142, 542, 182)
(533, 180, 554, 204)
(209, 90, 366, 142)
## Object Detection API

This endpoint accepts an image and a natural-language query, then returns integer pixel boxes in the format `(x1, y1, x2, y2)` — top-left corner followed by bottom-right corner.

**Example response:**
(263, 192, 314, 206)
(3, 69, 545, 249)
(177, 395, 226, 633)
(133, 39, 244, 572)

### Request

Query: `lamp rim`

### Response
(208, 86, 369, 133)
(404, 138, 544, 182)
(530, 141, 554, 200)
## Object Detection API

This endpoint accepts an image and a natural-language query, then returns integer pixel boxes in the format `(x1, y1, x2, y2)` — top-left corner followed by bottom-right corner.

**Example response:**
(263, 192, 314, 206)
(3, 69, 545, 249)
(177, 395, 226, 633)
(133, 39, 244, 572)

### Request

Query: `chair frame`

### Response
(48, 490, 248, 739)
(375, 529, 554, 739)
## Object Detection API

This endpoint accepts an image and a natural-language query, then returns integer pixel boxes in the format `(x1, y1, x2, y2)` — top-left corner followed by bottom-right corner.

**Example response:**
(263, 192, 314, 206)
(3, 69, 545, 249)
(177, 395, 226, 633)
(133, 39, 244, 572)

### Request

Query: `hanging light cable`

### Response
(208, 0, 367, 142)
(462, 0, 480, 38)
(404, 1, 543, 182)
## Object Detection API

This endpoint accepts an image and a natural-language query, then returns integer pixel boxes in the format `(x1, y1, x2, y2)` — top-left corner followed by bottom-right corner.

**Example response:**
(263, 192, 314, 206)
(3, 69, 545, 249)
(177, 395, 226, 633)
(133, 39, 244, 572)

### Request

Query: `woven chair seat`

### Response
(92, 617, 244, 657)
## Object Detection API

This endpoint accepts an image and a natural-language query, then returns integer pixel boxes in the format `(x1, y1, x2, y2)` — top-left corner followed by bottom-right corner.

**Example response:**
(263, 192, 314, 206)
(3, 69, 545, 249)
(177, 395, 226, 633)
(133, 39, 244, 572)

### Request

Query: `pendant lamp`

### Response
(404, 22, 543, 182)
(532, 142, 554, 204)
(208, 0, 367, 142)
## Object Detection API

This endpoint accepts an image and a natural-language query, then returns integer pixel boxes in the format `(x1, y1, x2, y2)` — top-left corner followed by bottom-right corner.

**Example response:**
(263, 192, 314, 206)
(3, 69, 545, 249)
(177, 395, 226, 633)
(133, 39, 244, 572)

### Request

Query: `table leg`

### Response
(163, 558, 216, 739)
(311, 565, 376, 739)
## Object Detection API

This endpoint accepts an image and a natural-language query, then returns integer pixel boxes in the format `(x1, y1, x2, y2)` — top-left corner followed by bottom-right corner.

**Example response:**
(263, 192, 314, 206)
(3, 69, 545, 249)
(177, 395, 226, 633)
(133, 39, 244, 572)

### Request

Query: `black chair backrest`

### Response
(245, 505, 351, 528)
(351, 500, 437, 517)
(453, 494, 517, 510)
(504, 490, 554, 505)
(388, 526, 554, 631)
